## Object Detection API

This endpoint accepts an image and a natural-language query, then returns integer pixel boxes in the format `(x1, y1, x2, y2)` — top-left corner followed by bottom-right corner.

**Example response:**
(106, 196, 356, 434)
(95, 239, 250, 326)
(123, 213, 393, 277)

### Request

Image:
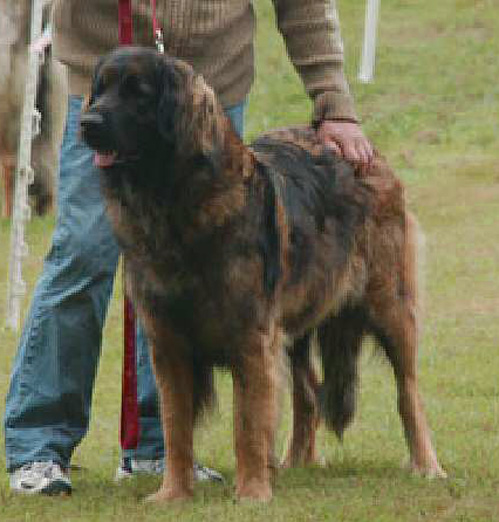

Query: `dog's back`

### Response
(251, 126, 405, 337)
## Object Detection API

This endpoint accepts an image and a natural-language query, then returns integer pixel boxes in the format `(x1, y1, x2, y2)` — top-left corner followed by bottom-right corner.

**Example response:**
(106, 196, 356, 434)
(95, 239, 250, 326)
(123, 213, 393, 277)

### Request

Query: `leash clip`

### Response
(155, 28, 164, 54)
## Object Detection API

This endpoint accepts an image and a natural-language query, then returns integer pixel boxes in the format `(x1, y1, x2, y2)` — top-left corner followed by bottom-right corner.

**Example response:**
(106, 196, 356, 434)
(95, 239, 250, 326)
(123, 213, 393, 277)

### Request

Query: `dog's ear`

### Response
(156, 57, 224, 158)
(157, 57, 183, 144)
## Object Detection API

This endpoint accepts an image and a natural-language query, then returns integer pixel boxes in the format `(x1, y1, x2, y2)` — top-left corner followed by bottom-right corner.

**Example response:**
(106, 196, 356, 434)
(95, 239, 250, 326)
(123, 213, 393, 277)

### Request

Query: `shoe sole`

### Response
(41, 480, 72, 496)
(13, 480, 72, 496)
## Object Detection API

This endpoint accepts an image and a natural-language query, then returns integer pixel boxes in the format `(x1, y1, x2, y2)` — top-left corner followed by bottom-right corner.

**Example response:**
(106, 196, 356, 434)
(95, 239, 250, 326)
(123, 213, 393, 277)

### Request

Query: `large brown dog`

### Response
(81, 47, 445, 502)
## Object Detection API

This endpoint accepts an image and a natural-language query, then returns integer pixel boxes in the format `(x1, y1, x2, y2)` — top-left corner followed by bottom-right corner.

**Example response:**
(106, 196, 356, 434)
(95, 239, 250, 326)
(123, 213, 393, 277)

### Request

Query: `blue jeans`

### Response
(4, 95, 245, 471)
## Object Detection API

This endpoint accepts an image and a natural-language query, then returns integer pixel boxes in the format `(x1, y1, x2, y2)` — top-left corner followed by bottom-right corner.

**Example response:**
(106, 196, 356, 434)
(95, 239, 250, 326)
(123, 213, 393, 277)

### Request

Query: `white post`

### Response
(358, 0, 380, 84)
(5, 0, 44, 330)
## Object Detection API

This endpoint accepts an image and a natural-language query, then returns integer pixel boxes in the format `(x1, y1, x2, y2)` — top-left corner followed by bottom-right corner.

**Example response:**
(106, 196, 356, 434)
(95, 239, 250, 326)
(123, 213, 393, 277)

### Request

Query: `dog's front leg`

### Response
(233, 329, 280, 502)
(147, 330, 194, 501)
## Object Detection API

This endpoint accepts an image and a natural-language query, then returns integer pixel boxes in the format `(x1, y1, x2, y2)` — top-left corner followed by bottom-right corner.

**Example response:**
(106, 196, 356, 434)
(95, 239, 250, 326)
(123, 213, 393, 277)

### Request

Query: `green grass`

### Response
(1, 0, 499, 519)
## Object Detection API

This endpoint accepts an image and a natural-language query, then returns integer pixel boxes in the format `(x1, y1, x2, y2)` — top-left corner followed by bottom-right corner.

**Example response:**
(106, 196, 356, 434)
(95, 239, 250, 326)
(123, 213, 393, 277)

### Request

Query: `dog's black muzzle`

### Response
(80, 111, 112, 151)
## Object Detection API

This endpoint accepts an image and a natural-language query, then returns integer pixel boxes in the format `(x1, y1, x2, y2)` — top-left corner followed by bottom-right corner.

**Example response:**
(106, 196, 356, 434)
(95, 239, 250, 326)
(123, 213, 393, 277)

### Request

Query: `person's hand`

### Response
(317, 120, 374, 168)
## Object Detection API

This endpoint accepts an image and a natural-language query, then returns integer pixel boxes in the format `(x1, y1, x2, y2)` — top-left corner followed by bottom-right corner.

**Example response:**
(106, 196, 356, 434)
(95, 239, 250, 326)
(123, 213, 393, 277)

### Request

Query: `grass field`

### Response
(1, 0, 499, 520)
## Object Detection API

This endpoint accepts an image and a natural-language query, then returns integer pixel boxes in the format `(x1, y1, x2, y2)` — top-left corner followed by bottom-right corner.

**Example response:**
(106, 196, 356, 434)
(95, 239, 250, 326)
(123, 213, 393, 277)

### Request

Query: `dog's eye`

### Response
(122, 74, 140, 92)
(122, 74, 153, 100)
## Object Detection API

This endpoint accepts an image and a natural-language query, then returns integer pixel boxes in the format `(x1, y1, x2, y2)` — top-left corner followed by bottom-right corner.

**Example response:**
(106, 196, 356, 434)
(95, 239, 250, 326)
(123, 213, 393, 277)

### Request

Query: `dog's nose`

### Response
(80, 112, 104, 128)
(80, 111, 107, 147)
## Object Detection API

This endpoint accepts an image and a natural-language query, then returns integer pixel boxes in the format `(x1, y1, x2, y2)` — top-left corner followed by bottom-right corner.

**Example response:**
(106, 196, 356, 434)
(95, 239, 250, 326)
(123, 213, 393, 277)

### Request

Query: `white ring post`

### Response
(358, 0, 380, 84)
(6, 0, 44, 330)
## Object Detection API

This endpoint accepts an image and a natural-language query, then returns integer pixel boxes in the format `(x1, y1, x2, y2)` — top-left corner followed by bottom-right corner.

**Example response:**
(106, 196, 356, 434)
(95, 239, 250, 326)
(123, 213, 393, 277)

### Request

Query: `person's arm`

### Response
(271, 0, 373, 166)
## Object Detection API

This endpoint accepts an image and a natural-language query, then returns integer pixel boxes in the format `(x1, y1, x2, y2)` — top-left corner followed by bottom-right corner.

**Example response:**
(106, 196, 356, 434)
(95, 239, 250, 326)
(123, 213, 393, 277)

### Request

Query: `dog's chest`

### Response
(138, 267, 251, 362)
(104, 172, 272, 360)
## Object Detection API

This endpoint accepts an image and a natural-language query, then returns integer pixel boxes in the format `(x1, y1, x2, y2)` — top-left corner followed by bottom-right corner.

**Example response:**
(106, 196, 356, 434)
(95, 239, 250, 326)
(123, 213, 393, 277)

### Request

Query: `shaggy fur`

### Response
(81, 46, 445, 502)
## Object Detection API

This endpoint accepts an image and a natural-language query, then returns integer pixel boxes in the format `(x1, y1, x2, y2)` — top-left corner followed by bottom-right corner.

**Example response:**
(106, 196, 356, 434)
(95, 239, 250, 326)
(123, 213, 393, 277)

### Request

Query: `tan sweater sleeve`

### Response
(271, 0, 358, 123)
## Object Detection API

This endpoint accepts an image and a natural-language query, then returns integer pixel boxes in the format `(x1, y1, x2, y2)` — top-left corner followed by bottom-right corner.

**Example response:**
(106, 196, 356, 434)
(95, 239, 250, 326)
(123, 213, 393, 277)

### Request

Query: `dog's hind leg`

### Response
(282, 333, 321, 468)
(233, 326, 282, 502)
(368, 213, 446, 478)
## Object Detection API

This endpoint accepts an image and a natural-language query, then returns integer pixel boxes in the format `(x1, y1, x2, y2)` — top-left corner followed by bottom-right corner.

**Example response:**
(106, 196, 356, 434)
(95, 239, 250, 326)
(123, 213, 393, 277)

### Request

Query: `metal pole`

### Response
(358, 0, 380, 84)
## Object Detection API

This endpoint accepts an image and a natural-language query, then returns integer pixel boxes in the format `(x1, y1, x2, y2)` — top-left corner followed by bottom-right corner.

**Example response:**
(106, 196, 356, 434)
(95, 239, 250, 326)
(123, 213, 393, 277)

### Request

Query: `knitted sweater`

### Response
(51, 0, 358, 123)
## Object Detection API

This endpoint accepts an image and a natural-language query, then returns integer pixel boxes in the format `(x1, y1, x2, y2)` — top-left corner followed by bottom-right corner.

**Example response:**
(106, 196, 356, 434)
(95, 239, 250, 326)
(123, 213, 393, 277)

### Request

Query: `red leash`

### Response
(118, 0, 164, 453)
(119, 0, 139, 451)
(118, 0, 133, 45)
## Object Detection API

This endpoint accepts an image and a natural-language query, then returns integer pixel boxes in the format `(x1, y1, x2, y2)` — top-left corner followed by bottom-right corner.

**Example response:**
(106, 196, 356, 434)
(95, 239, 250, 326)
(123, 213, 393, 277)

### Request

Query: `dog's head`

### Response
(81, 46, 225, 170)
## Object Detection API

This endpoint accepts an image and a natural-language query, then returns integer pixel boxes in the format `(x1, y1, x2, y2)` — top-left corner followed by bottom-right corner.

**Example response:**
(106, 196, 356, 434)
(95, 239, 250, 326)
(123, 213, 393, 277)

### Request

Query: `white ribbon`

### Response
(6, 0, 44, 330)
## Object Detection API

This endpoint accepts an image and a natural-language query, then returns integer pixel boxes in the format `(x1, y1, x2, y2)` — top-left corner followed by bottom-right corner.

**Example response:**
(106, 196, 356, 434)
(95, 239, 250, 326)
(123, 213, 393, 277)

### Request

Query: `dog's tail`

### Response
(317, 308, 365, 440)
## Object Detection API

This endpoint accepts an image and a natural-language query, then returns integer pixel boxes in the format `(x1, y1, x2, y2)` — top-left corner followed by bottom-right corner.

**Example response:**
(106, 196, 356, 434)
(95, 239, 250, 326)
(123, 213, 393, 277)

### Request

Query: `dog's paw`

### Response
(145, 487, 193, 503)
(236, 480, 272, 503)
(407, 459, 447, 479)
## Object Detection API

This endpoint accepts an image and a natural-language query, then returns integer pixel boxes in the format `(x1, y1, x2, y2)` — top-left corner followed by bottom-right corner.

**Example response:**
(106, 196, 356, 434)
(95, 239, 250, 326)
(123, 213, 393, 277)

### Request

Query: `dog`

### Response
(81, 46, 445, 502)
(0, 0, 66, 217)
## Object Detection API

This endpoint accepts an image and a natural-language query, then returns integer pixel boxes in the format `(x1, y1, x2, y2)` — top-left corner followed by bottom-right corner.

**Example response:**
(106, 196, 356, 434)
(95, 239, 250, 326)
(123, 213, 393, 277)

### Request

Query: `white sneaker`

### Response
(9, 461, 72, 495)
(115, 457, 224, 483)
(115, 458, 163, 480)
(193, 461, 225, 482)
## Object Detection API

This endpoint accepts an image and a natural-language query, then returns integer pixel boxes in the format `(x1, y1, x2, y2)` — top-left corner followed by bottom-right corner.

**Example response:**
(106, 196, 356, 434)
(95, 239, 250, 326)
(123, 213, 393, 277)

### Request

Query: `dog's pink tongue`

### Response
(94, 151, 117, 168)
